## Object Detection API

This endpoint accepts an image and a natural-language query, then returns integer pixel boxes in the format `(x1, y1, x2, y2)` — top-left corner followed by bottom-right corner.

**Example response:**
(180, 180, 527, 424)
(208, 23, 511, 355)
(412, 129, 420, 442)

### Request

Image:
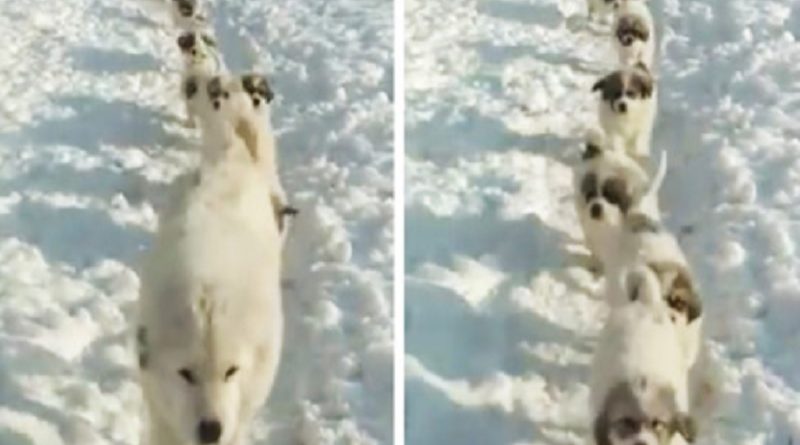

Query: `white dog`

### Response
(575, 128, 650, 273)
(613, 0, 656, 68)
(593, 63, 657, 161)
(604, 151, 703, 370)
(169, 0, 209, 31)
(591, 265, 696, 445)
(137, 93, 283, 445)
(178, 30, 225, 128)
(185, 74, 297, 238)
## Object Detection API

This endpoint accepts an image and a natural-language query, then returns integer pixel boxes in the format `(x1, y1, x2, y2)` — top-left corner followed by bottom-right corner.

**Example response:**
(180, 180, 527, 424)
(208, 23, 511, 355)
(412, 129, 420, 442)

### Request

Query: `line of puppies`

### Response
(136, 1, 290, 444)
(576, 1, 705, 444)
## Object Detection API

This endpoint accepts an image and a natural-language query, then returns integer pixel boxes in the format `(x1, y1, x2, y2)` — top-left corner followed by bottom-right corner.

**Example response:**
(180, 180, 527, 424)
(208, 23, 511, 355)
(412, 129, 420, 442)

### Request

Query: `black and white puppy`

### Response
(177, 30, 225, 127)
(593, 63, 657, 161)
(591, 265, 696, 445)
(169, 0, 208, 30)
(575, 128, 649, 273)
(613, 0, 656, 68)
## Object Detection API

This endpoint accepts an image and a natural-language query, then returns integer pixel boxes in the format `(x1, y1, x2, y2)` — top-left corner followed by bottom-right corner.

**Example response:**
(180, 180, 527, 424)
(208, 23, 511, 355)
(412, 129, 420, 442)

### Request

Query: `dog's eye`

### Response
(626, 90, 636, 98)
(178, 368, 196, 385)
(224, 366, 239, 381)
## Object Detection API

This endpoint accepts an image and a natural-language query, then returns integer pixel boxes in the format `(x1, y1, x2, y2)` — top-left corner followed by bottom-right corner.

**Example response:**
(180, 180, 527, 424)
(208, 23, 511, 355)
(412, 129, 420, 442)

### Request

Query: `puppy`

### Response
(613, 0, 656, 68)
(190, 74, 298, 238)
(593, 63, 657, 161)
(606, 151, 704, 369)
(169, 0, 208, 31)
(591, 265, 696, 445)
(575, 128, 650, 273)
(177, 30, 225, 128)
(138, 92, 282, 445)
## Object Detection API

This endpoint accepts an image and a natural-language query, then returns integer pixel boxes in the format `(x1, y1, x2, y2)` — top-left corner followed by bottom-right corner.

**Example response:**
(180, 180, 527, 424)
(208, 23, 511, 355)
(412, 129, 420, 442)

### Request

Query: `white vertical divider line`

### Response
(393, 0, 406, 441)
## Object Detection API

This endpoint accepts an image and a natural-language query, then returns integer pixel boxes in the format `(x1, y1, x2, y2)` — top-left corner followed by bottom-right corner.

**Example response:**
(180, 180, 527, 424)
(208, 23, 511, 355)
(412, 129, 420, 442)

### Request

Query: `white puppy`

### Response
(187, 74, 297, 239)
(575, 128, 650, 273)
(613, 0, 656, 68)
(593, 63, 657, 161)
(178, 30, 225, 128)
(591, 265, 696, 445)
(137, 95, 283, 445)
(605, 151, 703, 370)
(169, 0, 209, 31)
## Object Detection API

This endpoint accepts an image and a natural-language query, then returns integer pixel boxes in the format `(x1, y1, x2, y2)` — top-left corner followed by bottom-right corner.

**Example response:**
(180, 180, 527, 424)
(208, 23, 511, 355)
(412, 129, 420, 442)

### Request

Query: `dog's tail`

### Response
(635, 149, 667, 221)
(624, 264, 661, 306)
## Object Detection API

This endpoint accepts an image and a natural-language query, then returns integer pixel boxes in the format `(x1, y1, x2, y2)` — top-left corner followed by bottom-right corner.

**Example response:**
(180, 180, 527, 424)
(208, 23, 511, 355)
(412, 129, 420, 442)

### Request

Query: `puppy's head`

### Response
(177, 31, 217, 64)
(616, 13, 650, 47)
(240, 74, 275, 109)
(649, 262, 702, 324)
(173, 0, 197, 18)
(580, 171, 633, 225)
(594, 379, 697, 445)
(592, 65, 654, 114)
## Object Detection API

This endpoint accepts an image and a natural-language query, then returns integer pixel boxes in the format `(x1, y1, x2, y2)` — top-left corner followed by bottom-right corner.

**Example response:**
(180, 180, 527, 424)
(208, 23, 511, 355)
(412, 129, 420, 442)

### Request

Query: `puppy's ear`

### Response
(674, 271, 702, 323)
(593, 411, 612, 445)
(592, 76, 606, 93)
(671, 413, 697, 443)
(632, 70, 654, 99)
(136, 326, 148, 369)
(183, 76, 198, 99)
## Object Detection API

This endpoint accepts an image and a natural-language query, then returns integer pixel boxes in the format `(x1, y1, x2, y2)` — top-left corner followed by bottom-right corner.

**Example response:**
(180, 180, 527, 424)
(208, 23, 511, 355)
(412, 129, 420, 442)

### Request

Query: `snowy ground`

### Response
(0, 0, 393, 443)
(405, 0, 800, 443)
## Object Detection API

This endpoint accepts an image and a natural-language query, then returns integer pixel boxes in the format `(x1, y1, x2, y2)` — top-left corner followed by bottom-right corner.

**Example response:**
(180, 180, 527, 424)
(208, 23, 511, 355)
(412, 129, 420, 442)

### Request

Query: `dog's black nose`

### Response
(618, 102, 627, 113)
(590, 203, 603, 219)
(197, 419, 222, 443)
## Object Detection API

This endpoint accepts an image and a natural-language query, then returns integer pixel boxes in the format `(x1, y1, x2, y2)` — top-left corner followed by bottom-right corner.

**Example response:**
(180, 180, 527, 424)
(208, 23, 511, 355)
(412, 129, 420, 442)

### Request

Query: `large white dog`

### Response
(137, 84, 283, 445)
(591, 265, 696, 445)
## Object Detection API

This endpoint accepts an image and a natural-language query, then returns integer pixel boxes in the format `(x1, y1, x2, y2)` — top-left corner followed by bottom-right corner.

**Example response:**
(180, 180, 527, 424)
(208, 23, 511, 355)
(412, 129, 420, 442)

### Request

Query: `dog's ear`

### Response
(674, 271, 702, 323)
(671, 413, 697, 443)
(201, 33, 217, 48)
(592, 76, 607, 93)
(183, 76, 199, 99)
(632, 69, 654, 99)
(593, 411, 613, 445)
(136, 326, 148, 369)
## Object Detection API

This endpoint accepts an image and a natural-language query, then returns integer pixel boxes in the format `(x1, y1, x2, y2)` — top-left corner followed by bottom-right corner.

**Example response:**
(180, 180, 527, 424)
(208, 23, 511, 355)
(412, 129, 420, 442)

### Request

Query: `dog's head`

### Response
(173, 0, 197, 18)
(616, 13, 650, 47)
(594, 379, 697, 445)
(239, 74, 275, 110)
(592, 65, 654, 114)
(177, 31, 217, 65)
(138, 300, 268, 444)
(649, 262, 702, 324)
(580, 170, 634, 226)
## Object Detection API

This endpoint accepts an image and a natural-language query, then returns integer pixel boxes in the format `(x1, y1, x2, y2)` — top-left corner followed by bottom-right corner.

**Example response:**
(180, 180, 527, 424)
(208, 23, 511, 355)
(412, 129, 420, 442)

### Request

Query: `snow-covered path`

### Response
(405, 0, 800, 443)
(0, 0, 393, 443)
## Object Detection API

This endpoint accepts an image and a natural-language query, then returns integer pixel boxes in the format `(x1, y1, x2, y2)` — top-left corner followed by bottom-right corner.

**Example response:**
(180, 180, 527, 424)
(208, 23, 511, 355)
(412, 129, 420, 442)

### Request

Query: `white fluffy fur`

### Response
(138, 99, 283, 445)
(612, 0, 656, 68)
(604, 151, 703, 370)
(169, 0, 209, 31)
(575, 129, 650, 271)
(591, 266, 690, 414)
(591, 266, 693, 445)
(587, 0, 619, 23)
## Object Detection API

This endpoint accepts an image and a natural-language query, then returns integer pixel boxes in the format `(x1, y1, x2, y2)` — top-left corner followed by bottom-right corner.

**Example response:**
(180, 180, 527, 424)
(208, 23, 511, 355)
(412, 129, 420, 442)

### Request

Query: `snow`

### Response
(406, 0, 800, 443)
(0, 0, 393, 443)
